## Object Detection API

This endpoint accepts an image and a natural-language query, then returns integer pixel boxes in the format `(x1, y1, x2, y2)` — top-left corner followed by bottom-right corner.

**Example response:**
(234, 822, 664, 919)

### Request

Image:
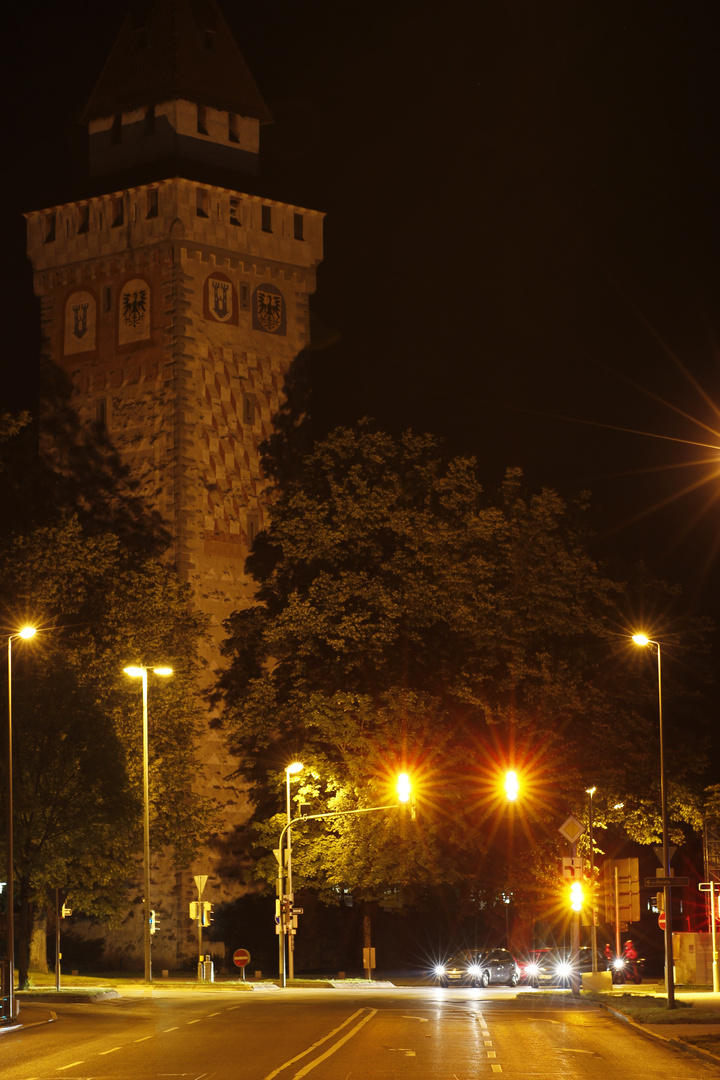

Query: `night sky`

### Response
(4, 1, 720, 606)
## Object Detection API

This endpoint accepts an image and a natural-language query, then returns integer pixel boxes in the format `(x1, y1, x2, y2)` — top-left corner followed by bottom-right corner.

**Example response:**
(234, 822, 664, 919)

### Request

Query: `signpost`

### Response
(233, 948, 251, 981)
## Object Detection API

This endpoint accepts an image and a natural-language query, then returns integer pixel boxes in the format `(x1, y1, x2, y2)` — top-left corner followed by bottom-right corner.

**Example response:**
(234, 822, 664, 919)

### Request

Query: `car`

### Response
(520, 947, 606, 986)
(474, 948, 521, 987)
(433, 950, 477, 987)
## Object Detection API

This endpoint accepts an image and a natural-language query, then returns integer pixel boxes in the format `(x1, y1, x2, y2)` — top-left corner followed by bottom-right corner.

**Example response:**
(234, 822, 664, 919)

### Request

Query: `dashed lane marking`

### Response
(56, 1061, 84, 1071)
(491, 1066, 502, 1074)
(187, 1019, 202, 1025)
(163, 1026, 179, 1032)
(134, 1035, 154, 1042)
(99, 1046, 122, 1055)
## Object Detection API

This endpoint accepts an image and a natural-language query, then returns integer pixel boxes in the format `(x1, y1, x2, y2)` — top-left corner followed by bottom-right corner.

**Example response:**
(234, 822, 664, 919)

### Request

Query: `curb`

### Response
(16, 990, 120, 1004)
(1, 1008, 57, 1034)
(599, 1002, 720, 1068)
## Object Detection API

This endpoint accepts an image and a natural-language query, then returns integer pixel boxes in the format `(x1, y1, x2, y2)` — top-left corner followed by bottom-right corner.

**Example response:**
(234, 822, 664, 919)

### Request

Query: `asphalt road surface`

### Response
(3, 985, 718, 1079)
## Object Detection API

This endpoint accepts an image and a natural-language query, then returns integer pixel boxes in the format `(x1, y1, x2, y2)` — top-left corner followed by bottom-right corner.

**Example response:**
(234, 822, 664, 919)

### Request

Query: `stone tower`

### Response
(25, 0, 323, 969)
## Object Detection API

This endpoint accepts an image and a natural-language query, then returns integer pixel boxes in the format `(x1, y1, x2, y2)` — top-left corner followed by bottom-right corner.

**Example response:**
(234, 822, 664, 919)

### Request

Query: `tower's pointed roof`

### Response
(82, 0, 272, 124)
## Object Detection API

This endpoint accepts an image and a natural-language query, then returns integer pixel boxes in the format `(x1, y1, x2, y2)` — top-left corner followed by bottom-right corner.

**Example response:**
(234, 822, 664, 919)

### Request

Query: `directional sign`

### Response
(233, 948, 251, 969)
(645, 876, 689, 888)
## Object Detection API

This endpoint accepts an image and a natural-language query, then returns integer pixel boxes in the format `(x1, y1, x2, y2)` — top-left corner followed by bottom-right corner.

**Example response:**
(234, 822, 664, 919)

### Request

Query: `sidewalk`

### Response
(597, 982, 720, 1067)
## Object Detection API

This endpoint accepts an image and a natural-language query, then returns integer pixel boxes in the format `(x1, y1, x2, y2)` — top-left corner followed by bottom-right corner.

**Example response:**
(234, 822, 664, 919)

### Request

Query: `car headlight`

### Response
(613, 958, 625, 970)
(526, 963, 539, 975)
(468, 964, 481, 976)
(555, 962, 572, 977)
(435, 965, 446, 976)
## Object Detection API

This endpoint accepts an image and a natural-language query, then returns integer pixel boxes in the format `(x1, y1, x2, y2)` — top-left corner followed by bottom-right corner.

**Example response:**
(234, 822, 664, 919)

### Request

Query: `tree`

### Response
(217, 424, 711, 926)
(0, 517, 213, 985)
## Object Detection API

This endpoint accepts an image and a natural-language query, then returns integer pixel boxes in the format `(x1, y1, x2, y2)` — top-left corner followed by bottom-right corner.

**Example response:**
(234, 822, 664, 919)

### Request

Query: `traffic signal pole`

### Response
(570, 842, 580, 999)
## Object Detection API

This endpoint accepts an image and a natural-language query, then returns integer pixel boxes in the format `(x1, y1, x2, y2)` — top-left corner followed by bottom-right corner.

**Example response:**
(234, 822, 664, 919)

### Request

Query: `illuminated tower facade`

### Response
(25, 0, 323, 968)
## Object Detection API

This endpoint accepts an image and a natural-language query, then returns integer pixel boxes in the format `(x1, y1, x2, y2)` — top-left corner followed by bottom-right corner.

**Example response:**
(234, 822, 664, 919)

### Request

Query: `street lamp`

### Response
(123, 664, 172, 983)
(276, 772, 414, 987)
(631, 633, 675, 1008)
(504, 770, 519, 802)
(586, 786, 597, 973)
(5, 625, 36, 1020)
(285, 761, 303, 981)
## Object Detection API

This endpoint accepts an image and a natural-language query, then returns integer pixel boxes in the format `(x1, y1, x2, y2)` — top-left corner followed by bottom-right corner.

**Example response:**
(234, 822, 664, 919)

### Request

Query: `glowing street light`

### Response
(397, 772, 412, 803)
(504, 770, 519, 802)
(123, 664, 172, 983)
(631, 633, 675, 1008)
(5, 626, 37, 1020)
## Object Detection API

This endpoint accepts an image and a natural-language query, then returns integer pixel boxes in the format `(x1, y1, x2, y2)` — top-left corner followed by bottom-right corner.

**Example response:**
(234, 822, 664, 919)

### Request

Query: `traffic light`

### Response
(201, 901, 213, 927)
(281, 896, 293, 926)
(189, 900, 200, 920)
(504, 771, 519, 801)
(149, 910, 158, 935)
(569, 880, 584, 912)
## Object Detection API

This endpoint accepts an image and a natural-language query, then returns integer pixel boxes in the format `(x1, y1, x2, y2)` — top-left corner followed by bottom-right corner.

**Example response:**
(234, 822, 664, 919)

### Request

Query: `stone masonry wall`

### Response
(26, 177, 324, 968)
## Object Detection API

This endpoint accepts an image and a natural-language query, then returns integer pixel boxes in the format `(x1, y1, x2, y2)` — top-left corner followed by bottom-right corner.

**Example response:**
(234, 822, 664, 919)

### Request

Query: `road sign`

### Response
(194, 874, 208, 896)
(604, 858, 640, 924)
(659, 912, 666, 930)
(645, 876, 689, 888)
(233, 948, 251, 969)
(653, 845, 676, 864)
(562, 856, 584, 880)
(559, 816, 585, 845)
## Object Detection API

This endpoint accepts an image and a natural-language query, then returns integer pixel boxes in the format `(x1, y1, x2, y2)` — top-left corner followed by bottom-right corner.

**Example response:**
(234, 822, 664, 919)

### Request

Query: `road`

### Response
(3, 985, 718, 1079)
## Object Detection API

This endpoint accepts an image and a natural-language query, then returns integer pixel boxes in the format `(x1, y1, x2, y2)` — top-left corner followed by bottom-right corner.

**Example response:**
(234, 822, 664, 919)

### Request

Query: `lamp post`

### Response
(123, 665, 172, 983)
(5, 626, 36, 1021)
(276, 774, 414, 987)
(632, 634, 675, 1008)
(285, 762, 303, 981)
(586, 787, 597, 973)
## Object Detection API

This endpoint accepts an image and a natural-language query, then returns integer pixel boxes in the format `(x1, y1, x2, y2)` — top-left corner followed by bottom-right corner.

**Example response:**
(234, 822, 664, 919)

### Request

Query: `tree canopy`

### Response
(0, 516, 213, 983)
(217, 424, 713, 920)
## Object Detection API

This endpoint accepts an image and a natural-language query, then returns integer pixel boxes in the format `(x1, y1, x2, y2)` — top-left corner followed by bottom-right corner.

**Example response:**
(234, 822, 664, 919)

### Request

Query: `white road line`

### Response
(187, 1018, 202, 1024)
(163, 1026, 179, 1032)
(491, 1066, 502, 1074)
(262, 1009, 376, 1080)
(134, 1035, 153, 1042)
(208, 1012, 221, 1017)
(487, 1050, 497, 1058)
(484, 1039, 493, 1045)
(99, 1046, 122, 1055)
(292, 1010, 377, 1079)
(57, 1061, 84, 1071)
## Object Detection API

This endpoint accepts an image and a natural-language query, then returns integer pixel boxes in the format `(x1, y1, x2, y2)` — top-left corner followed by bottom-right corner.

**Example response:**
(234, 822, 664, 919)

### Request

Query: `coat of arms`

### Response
(256, 289, 283, 333)
(122, 288, 147, 328)
(210, 278, 232, 321)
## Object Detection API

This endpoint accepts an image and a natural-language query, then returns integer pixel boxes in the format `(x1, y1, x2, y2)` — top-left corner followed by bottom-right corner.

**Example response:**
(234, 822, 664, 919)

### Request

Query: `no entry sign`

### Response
(233, 948, 251, 969)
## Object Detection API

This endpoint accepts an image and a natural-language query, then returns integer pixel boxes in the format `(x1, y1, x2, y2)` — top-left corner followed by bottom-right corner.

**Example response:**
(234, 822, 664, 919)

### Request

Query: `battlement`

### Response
(26, 178, 324, 279)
